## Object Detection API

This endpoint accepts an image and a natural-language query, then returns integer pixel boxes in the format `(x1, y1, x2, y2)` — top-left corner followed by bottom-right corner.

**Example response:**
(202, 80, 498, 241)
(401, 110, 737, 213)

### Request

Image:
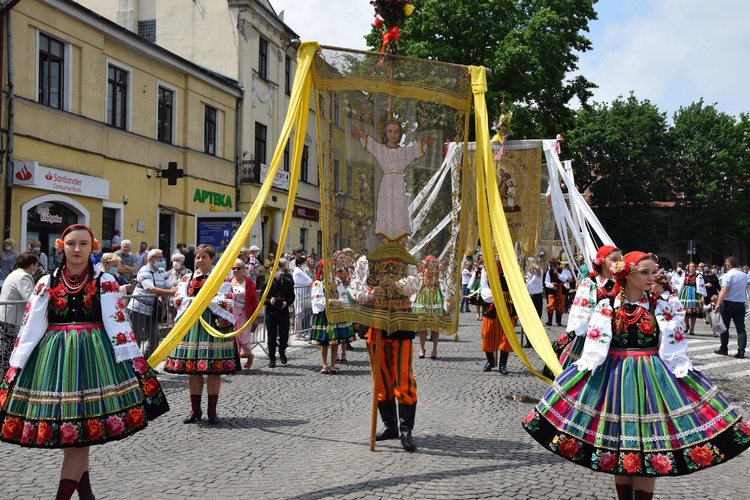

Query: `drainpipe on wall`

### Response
(3, 11, 13, 239)
(235, 87, 243, 216)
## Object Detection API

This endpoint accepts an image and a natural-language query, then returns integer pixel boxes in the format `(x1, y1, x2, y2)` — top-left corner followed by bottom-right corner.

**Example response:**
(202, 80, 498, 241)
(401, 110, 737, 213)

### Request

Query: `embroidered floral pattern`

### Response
(733, 420, 750, 446)
(549, 434, 586, 462)
(684, 443, 724, 470)
(645, 452, 675, 475)
(164, 357, 237, 374)
(620, 452, 642, 474)
(591, 450, 617, 472)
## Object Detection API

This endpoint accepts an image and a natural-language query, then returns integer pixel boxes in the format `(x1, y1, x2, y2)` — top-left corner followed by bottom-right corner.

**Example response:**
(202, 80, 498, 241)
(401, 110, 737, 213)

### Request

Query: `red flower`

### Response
(164, 359, 173, 370)
(20, 422, 36, 444)
(213, 360, 224, 372)
(638, 319, 654, 335)
(572, 297, 581, 306)
(116, 333, 128, 345)
(5, 366, 17, 383)
(25, 302, 32, 314)
(105, 415, 125, 437)
(587, 328, 602, 341)
(132, 357, 149, 374)
(101, 280, 120, 293)
(557, 437, 579, 458)
(600, 308, 613, 318)
(740, 421, 750, 436)
(374, 16, 383, 29)
(173, 360, 184, 371)
(34, 282, 45, 294)
(556, 334, 570, 345)
(36, 422, 54, 445)
(52, 297, 67, 311)
(185, 360, 195, 372)
(115, 310, 126, 323)
(142, 378, 160, 398)
(225, 360, 236, 371)
(689, 445, 714, 468)
(598, 451, 617, 472)
(196, 360, 208, 372)
(116, 298, 125, 310)
(580, 299, 589, 307)
(125, 407, 145, 429)
(662, 311, 673, 321)
(650, 453, 672, 475)
(522, 411, 535, 424)
(175, 298, 182, 307)
(674, 331, 685, 343)
(218, 318, 228, 328)
(59, 422, 79, 444)
(621, 452, 642, 473)
(129, 332, 137, 342)
(84, 419, 103, 441)
(0, 388, 5, 408)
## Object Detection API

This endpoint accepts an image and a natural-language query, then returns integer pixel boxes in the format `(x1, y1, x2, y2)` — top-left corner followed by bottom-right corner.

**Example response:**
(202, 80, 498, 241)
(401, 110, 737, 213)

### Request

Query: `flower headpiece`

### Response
(592, 245, 618, 275)
(611, 251, 650, 282)
(371, 0, 415, 54)
(56, 224, 99, 251)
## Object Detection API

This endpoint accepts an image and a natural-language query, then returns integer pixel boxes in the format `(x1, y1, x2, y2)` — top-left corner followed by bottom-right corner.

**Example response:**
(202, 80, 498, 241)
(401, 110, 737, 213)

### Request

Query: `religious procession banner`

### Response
(148, 42, 562, 381)
(466, 140, 543, 261)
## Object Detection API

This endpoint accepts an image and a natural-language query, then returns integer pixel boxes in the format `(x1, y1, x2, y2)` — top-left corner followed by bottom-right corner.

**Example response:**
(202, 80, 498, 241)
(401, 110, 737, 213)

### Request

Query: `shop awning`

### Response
(158, 204, 194, 217)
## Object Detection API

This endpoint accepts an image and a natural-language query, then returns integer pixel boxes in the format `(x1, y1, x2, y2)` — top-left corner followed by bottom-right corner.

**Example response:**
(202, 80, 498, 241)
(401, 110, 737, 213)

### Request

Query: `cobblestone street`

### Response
(4, 314, 749, 499)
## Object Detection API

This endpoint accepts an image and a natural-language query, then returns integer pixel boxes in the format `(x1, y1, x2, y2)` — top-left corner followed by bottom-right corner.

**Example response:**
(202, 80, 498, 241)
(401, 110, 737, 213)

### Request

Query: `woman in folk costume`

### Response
(413, 255, 445, 360)
(523, 251, 750, 500)
(678, 262, 703, 335)
(229, 258, 259, 369)
(163, 244, 239, 425)
(309, 259, 356, 374)
(331, 251, 354, 363)
(480, 259, 516, 375)
(0, 224, 168, 499)
(553, 245, 622, 369)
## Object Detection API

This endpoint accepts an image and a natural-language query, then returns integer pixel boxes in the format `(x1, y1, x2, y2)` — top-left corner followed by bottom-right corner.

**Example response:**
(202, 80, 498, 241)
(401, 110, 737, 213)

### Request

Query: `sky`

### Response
(270, 0, 750, 119)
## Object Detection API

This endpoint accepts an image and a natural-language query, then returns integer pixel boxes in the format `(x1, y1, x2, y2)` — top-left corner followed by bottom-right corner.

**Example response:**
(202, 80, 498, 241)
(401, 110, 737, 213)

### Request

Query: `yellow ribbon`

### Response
(470, 66, 561, 382)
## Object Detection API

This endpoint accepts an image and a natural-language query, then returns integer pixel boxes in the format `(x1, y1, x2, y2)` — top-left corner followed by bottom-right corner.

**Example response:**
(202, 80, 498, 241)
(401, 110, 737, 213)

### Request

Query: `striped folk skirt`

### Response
(412, 287, 445, 316)
(0, 323, 168, 448)
(678, 284, 702, 318)
(163, 309, 241, 375)
(523, 348, 750, 476)
(309, 310, 355, 346)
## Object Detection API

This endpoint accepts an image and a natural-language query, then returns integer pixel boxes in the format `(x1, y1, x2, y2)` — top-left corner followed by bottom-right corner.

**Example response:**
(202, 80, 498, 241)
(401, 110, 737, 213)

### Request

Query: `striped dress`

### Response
(678, 273, 701, 317)
(0, 270, 168, 448)
(412, 271, 445, 317)
(523, 293, 750, 476)
(163, 271, 240, 375)
(309, 280, 355, 346)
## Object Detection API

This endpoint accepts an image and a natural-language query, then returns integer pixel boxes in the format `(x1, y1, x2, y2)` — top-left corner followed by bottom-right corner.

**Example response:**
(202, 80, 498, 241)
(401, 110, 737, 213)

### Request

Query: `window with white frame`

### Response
(258, 38, 269, 80)
(157, 85, 175, 143)
(38, 33, 65, 109)
(204, 105, 218, 155)
(107, 64, 129, 129)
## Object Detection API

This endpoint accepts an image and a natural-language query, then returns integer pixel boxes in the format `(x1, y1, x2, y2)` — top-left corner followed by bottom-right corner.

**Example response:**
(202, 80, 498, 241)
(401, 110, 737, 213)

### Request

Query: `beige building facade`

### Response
(1, 0, 242, 260)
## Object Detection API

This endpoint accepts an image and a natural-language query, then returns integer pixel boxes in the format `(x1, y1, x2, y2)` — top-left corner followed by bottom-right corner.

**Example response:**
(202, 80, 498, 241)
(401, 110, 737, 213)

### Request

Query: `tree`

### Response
(365, 0, 598, 139)
(668, 100, 744, 256)
(564, 93, 672, 251)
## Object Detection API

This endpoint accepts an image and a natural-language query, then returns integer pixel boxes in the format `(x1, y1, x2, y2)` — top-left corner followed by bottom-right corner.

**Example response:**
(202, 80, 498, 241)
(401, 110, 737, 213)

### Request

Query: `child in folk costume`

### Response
(413, 255, 445, 360)
(309, 259, 356, 374)
(0, 225, 168, 499)
(523, 251, 750, 499)
(351, 120, 436, 243)
(480, 259, 516, 375)
(678, 262, 703, 335)
(554, 246, 622, 369)
(331, 251, 354, 363)
(544, 258, 571, 326)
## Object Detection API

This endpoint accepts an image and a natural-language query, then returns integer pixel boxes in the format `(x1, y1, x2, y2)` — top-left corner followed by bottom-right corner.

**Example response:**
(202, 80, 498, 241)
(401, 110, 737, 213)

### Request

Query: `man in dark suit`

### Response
(264, 258, 295, 367)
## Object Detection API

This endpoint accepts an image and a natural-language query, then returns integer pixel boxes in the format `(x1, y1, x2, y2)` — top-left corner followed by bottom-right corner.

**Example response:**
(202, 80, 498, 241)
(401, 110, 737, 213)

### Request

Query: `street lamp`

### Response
(334, 191, 346, 250)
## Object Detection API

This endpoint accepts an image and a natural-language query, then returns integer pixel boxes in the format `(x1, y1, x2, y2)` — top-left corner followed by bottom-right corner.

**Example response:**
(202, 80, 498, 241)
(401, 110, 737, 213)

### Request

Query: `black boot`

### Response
(375, 400, 399, 441)
(555, 311, 563, 326)
(55, 479, 78, 500)
(615, 483, 633, 500)
(207, 394, 220, 425)
(398, 402, 417, 452)
(546, 313, 553, 326)
(633, 490, 653, 500)
(76, 471, 96, 500)
(183, 394, 202, 423)
(482, 351, 495, 372)
(498, 351, 509, 375)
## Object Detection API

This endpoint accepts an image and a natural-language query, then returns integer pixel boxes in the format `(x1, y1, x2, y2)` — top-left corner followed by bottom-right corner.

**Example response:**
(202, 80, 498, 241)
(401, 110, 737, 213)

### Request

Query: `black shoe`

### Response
(268, 359, 277, 368)
(483, 362, 495, 372)
(556, 323, 563, 327)
(279, 353, 287, 364)
(182, 409, 202, 424)
(208, 415, 220, 425)
(499, 364, 508, 375)
(545, 321, 552, 326)
(714, 349, 729, 356)
(735, 351, 745, 359)
(376, 425, 399, 441)
(524, 343, 532, 348)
